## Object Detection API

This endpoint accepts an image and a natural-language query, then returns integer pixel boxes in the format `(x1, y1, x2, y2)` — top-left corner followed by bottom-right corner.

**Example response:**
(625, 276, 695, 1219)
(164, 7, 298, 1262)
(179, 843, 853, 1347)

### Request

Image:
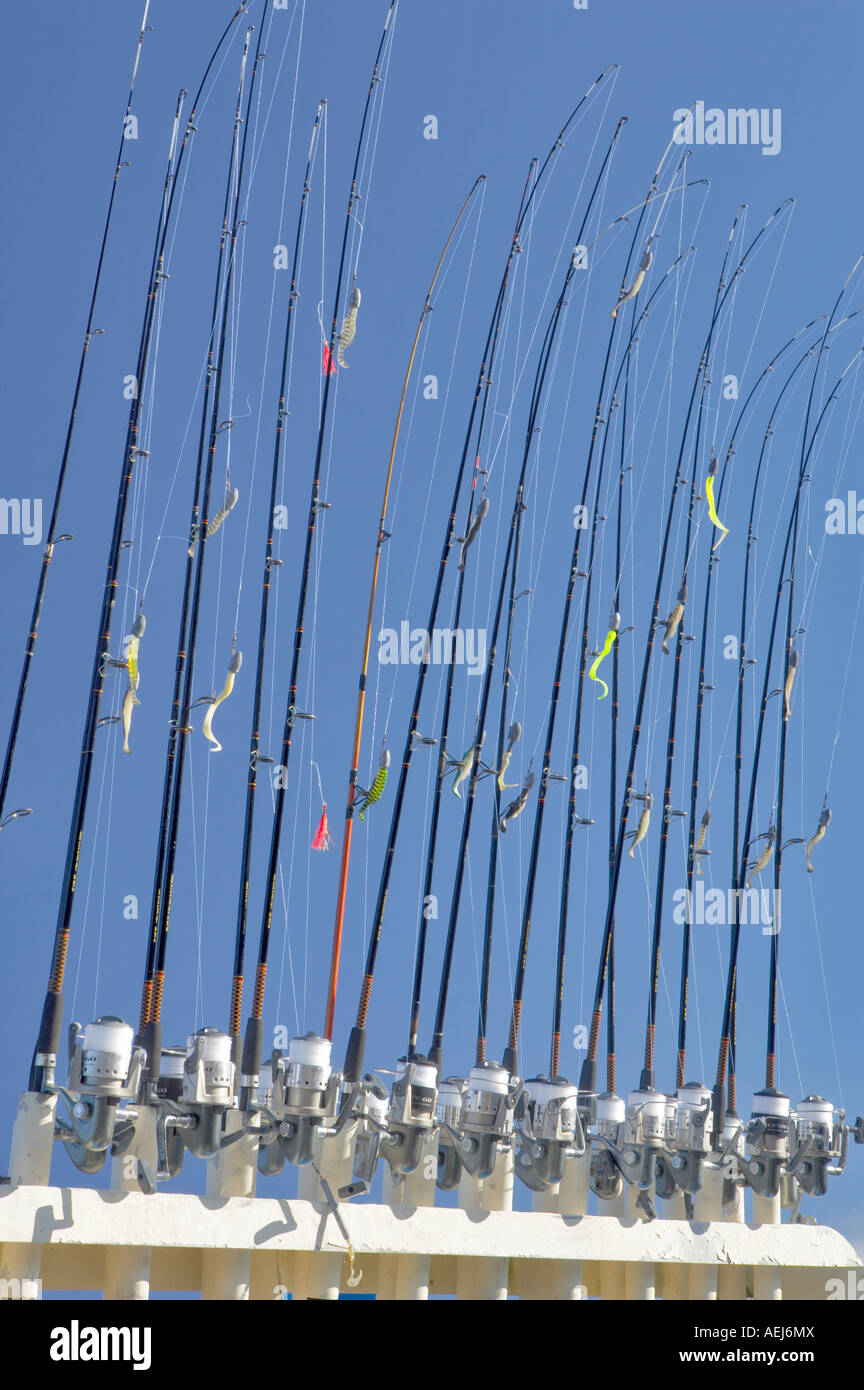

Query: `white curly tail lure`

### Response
(611, 243, 653, 319)
(202, 649, 243, 753)
(497, 720, 522, 790)
(188, 487, 239, 557)
(337, 285, 361, 369)
(122, 614, 146, 755)
(805, 806, 831, 872)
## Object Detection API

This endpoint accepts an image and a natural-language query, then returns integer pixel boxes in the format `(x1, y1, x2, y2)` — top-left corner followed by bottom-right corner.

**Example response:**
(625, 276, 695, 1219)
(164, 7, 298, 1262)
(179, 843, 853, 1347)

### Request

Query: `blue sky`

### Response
(1, 0, 863, 1253)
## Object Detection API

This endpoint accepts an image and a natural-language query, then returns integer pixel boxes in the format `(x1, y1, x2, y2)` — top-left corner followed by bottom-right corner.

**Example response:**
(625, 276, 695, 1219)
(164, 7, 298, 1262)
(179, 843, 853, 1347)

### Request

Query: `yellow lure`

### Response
(589, 627, 618, 700)
(705, 472, 729, 549)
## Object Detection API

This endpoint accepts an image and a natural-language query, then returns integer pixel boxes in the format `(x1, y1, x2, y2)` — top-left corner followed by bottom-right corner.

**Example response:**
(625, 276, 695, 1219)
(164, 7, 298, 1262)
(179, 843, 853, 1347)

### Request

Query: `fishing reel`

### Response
(338, 1075, 391, 1199)
(435, 1077, 466, 1191)
(144, 1029, 237, 1180)
(254, 1033, 342, 1174)
(438, 1063, 523, 1183)
(654, 1082, 714, 1198)
(740, 1088, 791, 1198)
(786, 1096, 853, 1198)
(514, 1075, 585, 1192)
(53, 1017, 145, 1173)
(377, 1056, 438, 1178)
(587, 1089, 666, 1216)
(586, 1092, 625, 1200)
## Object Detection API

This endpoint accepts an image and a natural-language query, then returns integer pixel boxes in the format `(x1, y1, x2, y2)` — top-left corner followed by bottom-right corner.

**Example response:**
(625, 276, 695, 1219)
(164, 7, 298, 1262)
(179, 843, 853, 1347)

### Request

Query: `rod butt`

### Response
(29, 990, 64, 1091)
(343, 1025, 366, 1084)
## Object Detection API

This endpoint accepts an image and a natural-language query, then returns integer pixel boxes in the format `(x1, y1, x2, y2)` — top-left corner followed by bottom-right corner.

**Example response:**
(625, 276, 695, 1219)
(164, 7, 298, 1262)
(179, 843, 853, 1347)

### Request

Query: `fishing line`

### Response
(337, 67, 622, 1077)
(28, 75, 204, 1091)
(716, 321, 864, 1109)
(579, 198, 797, 1098)
(0, 1, 154, 826)
(238, 1, 405, 1096)
(141, 28, 266, 1048)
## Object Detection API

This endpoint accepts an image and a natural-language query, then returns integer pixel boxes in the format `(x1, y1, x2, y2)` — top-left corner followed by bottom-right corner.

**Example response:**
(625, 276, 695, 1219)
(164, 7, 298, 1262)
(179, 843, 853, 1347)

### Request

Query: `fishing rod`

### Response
(767, 322, 864, 1091)
(322, 172, 487, 1042)
(0, 3, 153, 829)
(338, 63, 620, 1083)
(227, 100, 326, 1060)
(141, 25, 265, 1050)
(428, 239, 589, 1072)
(724, 312, 860, 1113)
(674, 317, 826, 1091)
(429, 170, 705, 1080)
(712, 304, 864, 1122)
(138, 32, 259, 1043)
(405, 162, 538, 1072)
(548, 242, 696, 1082)
(417, 119, 632, 1073)
(28, 4, 255, 1094)
(28, 93, 190, 1094)
(239, 0, 400, 1105)
(576, 196, 795, 1102)
(606, 355, 627, 1095)
(474, 554, 523, 1068)
(472, 118, 632, 1071)
(28, 0, 260, 1093)
(408, 159, 538, 1073)
(638, 209, 751, 1096)
(502, 141, 694, 1081)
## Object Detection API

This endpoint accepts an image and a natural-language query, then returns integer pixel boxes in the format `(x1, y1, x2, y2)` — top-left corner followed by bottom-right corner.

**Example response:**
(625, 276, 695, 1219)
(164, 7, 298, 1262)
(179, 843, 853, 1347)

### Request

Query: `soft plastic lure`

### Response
(611, 243, 653, 320)
(704, 457, 728, 550)
(805, 807, 831, 873)
(500, 771, 535, 833)
(497, 720, 522, 790)
(694, 806, 711, 875)
(207, 487, 239, 541)
(627, 791, 653, 858)
(202, 649, 243, 753)
(337, 285, 361, 368)
(451, 744, 476, 799)
(121, 614, 146, 755)
(357, 744, 390, 822)
(588, 611, 620, 699)
(746, 827, 775, 888)
(121, 688, 140, 756)
(456, 495, 490, 572)
(188, 487, 240, 557)
(660, 583, 687, 654)
(783, 650, 799, 722)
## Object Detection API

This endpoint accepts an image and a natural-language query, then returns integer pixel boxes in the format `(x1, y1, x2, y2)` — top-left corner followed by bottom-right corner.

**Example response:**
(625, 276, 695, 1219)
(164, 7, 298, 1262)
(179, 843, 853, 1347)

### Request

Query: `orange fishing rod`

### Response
(322, 174, 486, 1041)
